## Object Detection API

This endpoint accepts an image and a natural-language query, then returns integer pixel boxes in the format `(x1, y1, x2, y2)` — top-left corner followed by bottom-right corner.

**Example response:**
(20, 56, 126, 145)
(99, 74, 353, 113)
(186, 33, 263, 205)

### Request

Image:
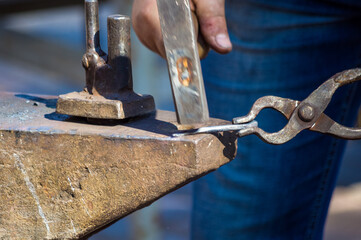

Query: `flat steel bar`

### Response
(157, 0, 209, 125)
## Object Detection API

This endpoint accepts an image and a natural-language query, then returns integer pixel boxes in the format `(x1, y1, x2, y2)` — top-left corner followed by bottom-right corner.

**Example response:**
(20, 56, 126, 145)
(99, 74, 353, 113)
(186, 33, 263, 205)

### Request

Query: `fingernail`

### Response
(215, 34, 232, 49)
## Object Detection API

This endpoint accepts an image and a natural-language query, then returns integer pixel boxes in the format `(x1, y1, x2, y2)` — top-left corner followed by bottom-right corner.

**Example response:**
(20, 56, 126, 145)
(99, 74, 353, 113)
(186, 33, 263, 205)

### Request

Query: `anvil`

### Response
(0, 92, 237, 239)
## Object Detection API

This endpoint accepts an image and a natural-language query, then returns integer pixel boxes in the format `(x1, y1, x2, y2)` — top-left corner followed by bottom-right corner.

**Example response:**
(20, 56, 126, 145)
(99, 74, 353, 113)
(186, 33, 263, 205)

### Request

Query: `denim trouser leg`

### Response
(192, 1, 361, 239)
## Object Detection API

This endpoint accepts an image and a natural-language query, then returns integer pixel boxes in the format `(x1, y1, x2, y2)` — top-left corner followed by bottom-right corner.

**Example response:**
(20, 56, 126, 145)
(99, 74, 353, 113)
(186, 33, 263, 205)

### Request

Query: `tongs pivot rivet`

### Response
(298, 104, 315, 122)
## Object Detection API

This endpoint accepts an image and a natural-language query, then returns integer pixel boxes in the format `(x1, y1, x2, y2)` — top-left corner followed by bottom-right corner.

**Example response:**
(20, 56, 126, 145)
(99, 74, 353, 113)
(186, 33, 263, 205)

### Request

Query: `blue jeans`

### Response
(192, 1, 361, 239)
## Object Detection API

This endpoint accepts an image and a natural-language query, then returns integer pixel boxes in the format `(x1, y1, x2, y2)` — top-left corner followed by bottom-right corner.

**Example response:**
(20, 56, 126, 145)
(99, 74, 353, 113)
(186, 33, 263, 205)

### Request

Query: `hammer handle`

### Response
(192, 11, 210, 59)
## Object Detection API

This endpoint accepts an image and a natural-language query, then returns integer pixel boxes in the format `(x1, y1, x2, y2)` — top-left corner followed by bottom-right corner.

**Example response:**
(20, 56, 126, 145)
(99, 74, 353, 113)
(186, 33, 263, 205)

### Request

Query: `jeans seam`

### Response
(304, 83, 358, 240)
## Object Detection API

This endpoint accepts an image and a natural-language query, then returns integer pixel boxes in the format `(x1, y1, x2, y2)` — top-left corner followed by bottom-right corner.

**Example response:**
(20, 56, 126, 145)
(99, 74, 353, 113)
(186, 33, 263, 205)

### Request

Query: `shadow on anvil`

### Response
(15, 93, 178, 135)
(15, 94, 57, 109)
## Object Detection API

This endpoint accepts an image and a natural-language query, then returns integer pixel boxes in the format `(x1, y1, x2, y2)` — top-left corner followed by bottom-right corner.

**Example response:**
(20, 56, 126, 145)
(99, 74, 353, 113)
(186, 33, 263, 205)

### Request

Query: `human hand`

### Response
(132, 0, 232, 58)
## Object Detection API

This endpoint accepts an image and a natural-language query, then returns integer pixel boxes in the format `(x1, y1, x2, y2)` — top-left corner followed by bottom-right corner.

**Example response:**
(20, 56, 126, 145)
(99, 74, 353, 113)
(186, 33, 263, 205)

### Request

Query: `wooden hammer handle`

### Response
(192, 11, 210, 59)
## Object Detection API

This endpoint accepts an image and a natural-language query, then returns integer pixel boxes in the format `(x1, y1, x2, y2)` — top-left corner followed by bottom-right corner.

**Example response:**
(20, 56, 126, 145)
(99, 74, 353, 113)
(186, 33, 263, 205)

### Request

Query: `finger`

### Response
(193, 0, 232, 54)
(132, 0, 166, 58)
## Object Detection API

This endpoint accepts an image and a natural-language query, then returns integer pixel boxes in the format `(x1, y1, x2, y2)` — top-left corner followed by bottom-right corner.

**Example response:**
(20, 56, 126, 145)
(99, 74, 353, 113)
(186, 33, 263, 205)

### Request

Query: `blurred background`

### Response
(0, 0, 360, 239)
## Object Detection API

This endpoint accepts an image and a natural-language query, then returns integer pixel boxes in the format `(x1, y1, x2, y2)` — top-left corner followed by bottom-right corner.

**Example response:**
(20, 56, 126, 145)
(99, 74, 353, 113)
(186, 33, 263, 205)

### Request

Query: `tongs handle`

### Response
(312, 68, 361, 139)
(333, 69, 361, 86)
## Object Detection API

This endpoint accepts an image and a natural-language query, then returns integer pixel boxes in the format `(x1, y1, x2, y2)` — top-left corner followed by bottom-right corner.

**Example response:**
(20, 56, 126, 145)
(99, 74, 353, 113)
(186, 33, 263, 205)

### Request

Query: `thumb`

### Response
(193, 0, 232, 54)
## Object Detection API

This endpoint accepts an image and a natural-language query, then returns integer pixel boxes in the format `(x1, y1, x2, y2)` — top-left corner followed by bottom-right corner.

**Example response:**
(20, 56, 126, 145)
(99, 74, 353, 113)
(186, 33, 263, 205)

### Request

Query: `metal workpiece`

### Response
(0, 92, 237, 239)
(173, 121, 258, 137)
(157, 0, 209, 125)
(57, 0, 155, 120)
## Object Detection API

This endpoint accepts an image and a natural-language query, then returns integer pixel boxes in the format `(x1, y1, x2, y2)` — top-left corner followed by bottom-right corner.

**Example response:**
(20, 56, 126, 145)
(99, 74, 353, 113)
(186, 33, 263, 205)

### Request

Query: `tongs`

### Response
(174, 69, 361, 145)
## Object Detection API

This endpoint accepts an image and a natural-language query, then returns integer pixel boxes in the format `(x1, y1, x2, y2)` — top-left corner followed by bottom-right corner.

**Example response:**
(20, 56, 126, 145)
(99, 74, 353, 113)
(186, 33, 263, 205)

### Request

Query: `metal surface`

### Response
(232, 68, 361, 144)
(0, 92, 237, 239)
(173, 121, 258, 137)
(56, 0, 155, 120)
(157, 0, 209, 125)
